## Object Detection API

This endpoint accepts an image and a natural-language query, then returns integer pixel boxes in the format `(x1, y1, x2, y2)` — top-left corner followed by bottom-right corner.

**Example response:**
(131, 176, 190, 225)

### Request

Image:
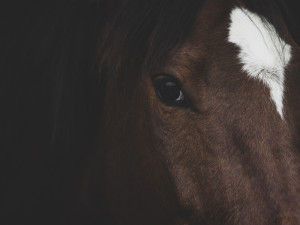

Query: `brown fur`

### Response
(85, 0, 300, 224)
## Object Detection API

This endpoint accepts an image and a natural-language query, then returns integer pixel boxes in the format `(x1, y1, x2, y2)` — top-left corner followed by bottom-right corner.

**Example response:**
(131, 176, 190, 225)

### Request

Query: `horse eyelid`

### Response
(151, 74, 197, 111)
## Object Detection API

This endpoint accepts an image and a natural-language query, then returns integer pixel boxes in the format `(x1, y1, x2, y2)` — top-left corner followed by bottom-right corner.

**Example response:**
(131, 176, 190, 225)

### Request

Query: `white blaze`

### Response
(228, 7, 292, 119)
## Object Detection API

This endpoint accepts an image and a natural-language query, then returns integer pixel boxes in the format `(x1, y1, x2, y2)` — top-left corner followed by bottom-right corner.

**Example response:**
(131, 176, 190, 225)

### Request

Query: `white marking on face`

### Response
(228, 7, 292, 119)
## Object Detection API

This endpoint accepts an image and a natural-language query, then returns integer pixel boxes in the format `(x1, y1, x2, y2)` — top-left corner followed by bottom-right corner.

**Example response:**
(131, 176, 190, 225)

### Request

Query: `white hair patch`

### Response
(228, 7, 292, 119)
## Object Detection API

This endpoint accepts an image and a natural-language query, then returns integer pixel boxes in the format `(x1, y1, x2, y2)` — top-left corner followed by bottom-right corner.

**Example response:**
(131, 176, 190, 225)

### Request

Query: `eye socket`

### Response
(154, 75, 186, 107)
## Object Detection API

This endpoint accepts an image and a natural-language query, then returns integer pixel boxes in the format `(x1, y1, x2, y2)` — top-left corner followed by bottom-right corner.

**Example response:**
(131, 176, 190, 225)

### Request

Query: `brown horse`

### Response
(1, 0, 300, 224)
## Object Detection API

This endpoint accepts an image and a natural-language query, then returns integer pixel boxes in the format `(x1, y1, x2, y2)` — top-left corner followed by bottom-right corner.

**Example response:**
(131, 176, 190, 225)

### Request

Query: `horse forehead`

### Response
(228, 7, 292, 119)
(181, 3, 292, 119)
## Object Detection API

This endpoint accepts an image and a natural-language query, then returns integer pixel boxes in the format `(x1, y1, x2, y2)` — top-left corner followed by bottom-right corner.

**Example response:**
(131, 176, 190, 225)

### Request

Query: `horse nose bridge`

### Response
(165, 140, 300, 224)
(225, 142, 300, 223)
(188, 120, 300, 223)
(213, 157, 300, 224)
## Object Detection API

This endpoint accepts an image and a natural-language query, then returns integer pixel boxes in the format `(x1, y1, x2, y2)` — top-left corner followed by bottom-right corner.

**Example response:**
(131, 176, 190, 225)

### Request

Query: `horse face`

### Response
(96, 0, 300, 224)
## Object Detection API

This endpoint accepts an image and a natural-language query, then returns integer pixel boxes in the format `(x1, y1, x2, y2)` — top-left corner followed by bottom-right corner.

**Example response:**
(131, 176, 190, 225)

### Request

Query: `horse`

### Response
(1, 0, 300, 224)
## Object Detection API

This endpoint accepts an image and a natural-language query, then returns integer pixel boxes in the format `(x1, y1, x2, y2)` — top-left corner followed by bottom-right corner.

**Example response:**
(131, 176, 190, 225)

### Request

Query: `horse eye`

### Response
(154, 76, 186, 106)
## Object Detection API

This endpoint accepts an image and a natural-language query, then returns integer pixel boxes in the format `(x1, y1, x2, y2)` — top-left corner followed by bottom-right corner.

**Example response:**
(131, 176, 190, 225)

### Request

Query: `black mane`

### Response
(1, 0, 203, 223)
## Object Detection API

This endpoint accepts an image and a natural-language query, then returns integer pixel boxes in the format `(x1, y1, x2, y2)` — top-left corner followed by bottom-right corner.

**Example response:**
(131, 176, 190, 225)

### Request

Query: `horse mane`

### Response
(0, 0, 204, 222)
(0, 0, 204, 151)
(1, 0, 298, 223)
